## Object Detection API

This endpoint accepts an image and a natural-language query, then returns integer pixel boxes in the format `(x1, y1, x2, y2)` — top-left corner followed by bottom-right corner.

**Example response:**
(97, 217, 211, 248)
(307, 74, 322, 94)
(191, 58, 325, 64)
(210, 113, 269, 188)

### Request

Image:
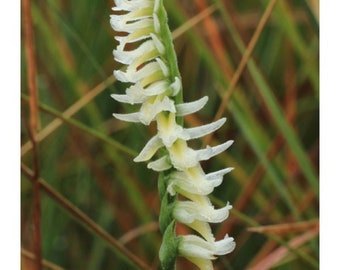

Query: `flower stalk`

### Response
(110, 0, 235, 269)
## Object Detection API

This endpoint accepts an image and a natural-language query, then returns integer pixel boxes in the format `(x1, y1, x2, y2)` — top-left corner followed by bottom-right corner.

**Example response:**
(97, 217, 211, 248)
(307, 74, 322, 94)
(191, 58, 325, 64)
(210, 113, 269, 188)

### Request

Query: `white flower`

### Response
(113, 95, 176, 125)
(168, 139, 199, 170)
(139, 95, 175, 125)
(156, 113, 188, 147)
(168, 139, 233, 171)
(173, 201, 232, 245)
(113, 38, 165, 72)
(178, 234, 236, 270)
(174, 201, 232, 224)
(112, 0, 154, 12)
(167, 167, 233, 196)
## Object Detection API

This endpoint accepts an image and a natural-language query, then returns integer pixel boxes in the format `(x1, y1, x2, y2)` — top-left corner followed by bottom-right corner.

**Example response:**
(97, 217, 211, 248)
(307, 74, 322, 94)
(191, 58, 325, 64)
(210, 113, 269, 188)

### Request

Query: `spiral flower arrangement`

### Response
(110, 0, 235, 269)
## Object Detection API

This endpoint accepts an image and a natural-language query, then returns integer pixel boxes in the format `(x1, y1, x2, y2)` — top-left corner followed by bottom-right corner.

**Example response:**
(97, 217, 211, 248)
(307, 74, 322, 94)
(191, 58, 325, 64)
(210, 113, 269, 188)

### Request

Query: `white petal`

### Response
(170, 76, 182, 96)
(113, 112, 141, 123)
(214, 235, 236, 255)
(179, 235, 215, 260)
(150, 33, 165, 54)
(206, 168, 234, 181)
(113, 0, 152, 11)
(135, 61, 165, 85)
(110, 8, 153, 31)
(185, 118, 226, 140)
(113, 69, 130, 83)
(118, 61, 161, 83)
(125, 83, 148, 104)
(139, 96, 176, 125)
(176, 96, 209, 116)
(188, 220, 215, 243)
(115, 27, 153, 47)
(168, 139, 198, 170)
(157, 113, 188, 147)
(134, 135, 163, 162)
(111, 94, 135, 104)
(143, 80, 169, 96)
(173, 201, 197, 223)
(179, 234, 235, 259)
(117, 81, 168, 105)
(167, 171, 216, 196)
(111, 84, 147, 104)
(174, 201, 231, 224)
(147, 156, 172, 171)
(110, 16, 153, 33)
(153, 0, 160, 12)
(155, 57, 169, 76)
(196, 140, 233, 161)
(153, 12, 161, 33)
(115, 60, 166, 87)
(113, 39, 158, 66)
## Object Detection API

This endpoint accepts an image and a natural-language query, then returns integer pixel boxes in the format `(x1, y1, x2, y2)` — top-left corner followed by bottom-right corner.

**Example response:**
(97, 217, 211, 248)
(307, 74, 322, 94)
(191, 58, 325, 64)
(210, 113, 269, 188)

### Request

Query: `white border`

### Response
(320, 0, 340, 269)
(0, 0, 20, 269)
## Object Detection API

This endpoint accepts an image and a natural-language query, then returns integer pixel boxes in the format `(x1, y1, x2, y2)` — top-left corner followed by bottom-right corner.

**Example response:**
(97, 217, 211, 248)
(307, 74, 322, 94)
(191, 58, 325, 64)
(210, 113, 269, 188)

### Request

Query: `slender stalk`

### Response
(22, 0, 42, 269)
(21, 248, 65, 270)
(23, 0, 39, 134)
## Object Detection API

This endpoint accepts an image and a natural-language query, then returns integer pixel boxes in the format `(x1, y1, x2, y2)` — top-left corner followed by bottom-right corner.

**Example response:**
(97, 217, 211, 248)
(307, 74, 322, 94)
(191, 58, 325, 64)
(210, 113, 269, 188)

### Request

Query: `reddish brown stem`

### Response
(21, 164, 151, 270)
(22, 0, 41, 269)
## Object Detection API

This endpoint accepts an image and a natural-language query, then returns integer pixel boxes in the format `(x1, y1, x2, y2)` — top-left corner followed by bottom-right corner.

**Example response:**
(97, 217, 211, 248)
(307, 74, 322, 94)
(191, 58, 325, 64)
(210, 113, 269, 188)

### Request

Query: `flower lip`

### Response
(156, 113, 189, 148)
(133, 135, 163, 162)
(147, 155, 172, 171)
(178, 234, 235, 260)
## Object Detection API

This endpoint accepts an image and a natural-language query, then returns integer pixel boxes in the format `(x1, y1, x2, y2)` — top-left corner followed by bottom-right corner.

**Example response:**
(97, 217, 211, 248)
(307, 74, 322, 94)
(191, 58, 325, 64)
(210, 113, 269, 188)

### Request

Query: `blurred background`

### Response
(21, 0, 319, 269)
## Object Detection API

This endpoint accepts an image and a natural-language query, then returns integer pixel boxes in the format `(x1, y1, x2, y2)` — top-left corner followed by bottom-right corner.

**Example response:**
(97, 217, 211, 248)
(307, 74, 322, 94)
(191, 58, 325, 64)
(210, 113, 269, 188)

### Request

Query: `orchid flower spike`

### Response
(110, 0, 235, 269)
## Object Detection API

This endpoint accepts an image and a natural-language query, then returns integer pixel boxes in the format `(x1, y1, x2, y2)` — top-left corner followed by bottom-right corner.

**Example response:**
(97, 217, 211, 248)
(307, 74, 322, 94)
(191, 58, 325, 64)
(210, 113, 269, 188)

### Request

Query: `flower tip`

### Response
(220, 117, 227, 124)
(113, 112, 141, 123)
(214, 235, 236, 255)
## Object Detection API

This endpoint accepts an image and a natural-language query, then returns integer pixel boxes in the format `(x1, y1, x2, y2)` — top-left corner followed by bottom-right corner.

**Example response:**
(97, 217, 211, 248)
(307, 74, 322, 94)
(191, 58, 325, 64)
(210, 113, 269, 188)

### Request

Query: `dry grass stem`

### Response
(21, 163, 151, 270)
(247, 219, 319, 234)
(21, 75, 116, 156)
(23, 0, 42, 268)
(248, 228, 319, 270)
(21, 249, 65, 270)
(205, 0, 278, 145)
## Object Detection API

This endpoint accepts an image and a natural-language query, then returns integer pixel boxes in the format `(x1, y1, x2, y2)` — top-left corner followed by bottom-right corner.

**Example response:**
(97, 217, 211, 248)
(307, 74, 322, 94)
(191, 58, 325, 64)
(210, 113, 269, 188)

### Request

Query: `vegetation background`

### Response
(21, 0, 319, 269)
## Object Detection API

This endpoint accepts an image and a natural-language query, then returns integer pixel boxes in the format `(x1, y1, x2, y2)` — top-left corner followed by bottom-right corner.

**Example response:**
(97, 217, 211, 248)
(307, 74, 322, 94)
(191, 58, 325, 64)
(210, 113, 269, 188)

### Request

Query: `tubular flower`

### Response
(110, 0, 235, 269)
